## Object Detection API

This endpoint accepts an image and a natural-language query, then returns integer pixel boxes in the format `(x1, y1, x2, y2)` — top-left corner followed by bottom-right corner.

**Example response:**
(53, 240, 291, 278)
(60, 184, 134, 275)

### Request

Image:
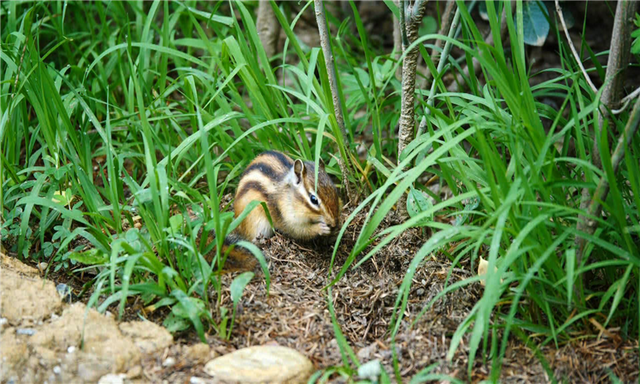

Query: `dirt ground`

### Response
(5, 203, 638, 383)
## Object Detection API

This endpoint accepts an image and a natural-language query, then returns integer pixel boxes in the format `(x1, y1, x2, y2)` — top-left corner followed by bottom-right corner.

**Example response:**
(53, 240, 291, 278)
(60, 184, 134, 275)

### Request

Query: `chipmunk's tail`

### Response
(202, 231, 257, 273)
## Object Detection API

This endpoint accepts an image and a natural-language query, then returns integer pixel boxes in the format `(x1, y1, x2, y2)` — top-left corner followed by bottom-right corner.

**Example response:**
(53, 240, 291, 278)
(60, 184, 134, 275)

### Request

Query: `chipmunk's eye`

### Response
(309, 193, 319, 206)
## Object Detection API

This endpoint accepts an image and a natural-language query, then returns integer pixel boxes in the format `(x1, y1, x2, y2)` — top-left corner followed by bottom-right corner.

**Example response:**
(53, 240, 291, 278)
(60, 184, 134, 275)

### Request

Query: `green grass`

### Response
(2, 0, 639, 381)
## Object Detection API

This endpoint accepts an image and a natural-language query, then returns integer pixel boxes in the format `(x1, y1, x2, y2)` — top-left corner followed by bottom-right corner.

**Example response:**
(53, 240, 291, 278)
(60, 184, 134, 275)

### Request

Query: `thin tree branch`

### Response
(555, 0, 598, 94)
(576, 95, 640, 264)
(396, 0, 429, 217)
(397, 0, 430, 159)
(314, 0, 354, 203)
(593, 0, 638, 168)
(575, 1, 638, 269)
(612, 86, 640, 114)
(393, 0, 402, 80)
(418, 0, 457, 90)
(256, 0, 281, 59)
(410, 0, 428, 22)
(399, 0, 409, 49)
(416, 5, 460, 149)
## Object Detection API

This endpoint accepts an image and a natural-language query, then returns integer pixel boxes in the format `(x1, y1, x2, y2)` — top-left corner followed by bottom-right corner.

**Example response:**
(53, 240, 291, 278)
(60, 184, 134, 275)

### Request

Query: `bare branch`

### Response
(397, 0, 430, 159)
(425, 7, 461, 112)
(399, 0, 409, 49)
(576, 95, 640, 265)
(418, 0, 457, 90)
(256, 0, 281, 59)
(612, 86, 640, 114)
(593, 0, 638, 168)
(393, 0, 402, 80)
(314, 0, 354, 203)
(575, 1, 638, 269)
(396, 0, 429, 217)
(555, 0, 598, 94)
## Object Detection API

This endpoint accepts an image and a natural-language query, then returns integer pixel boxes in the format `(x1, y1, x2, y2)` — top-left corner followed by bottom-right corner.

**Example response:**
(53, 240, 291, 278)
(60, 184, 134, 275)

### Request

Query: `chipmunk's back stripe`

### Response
(236, 181, 268, 201)
(242, 162, 283, 181)
(266, 195, 283, 223)
(262, 151, 293, 169)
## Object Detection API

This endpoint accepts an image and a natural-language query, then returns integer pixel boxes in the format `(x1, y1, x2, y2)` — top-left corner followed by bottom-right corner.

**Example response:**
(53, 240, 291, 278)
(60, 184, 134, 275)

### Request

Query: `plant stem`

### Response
(575, 1, 638, 268)
(418, 0, 457, 90)
(313, 0, 354, 203)
(576, 95, 640, 266)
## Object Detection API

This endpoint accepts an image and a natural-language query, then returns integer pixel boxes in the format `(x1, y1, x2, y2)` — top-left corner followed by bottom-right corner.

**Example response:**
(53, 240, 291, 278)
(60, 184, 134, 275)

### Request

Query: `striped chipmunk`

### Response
(205, 151, 341, 271)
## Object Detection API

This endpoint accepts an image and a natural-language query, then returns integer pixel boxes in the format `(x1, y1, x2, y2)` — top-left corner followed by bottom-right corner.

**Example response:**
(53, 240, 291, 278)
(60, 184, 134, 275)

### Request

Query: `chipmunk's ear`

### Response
(293, 159, 305, 185)
(318, 158, 326, 171)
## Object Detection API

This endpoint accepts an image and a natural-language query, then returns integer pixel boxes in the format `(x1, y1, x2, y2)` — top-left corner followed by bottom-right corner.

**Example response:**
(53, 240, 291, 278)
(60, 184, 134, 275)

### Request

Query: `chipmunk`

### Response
(205, 151, 341, 271)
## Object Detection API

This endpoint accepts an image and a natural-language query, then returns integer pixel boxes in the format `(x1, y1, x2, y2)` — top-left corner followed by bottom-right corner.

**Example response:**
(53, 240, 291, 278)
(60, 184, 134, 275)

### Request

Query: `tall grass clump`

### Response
(324, 0, 639, 380)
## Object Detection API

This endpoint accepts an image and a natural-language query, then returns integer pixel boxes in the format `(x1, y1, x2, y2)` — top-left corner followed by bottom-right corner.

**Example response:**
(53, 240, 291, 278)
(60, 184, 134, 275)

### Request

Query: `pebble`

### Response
(204, 345, 313, 383)
(16, 328, 37, 336)
(358, 359, 381, 382)
(162, 357, 176, 367)
(67, 346, 76, 354)
(38, 262, 48, 272)
(97, 373, 126, 384)
(53, 366, 61, 375)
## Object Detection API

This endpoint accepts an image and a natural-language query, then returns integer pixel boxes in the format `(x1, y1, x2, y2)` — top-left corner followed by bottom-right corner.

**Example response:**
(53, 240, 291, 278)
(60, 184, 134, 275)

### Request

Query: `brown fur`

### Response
(206, 151, 341, 272)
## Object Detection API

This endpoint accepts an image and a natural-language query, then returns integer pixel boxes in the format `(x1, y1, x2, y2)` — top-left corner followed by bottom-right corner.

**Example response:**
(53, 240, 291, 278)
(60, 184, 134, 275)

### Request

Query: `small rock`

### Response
(416, 288, 425, 296)
(162, 357, 176, 367)
(204, 345, 313, 384)
(357, 359, 381, 382)
(53, 366, 62, 375)
(126, 365, 142, 379)
(190, 377, 208, 384)
(67, 346, 76, 354)
(98, 373, 126, 384)
(16, 328, 37, 336)
(38, 262, 48, 272)
(184, 343, 211, 364)
(0, 317, 8, 329)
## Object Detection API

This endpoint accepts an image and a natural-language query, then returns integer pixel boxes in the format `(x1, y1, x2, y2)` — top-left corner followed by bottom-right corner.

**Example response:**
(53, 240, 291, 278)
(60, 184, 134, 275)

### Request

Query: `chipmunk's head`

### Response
(287, 158, 341, 239)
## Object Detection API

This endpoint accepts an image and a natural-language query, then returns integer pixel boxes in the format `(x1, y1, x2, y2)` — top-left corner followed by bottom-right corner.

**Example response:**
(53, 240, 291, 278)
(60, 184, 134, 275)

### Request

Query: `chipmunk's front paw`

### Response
(317, 222, 332, 236)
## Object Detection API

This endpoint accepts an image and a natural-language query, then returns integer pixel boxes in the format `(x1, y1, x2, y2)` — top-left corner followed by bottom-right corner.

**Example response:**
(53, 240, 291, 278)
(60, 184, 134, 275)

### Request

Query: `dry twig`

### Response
(555, 0, 598, 94)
